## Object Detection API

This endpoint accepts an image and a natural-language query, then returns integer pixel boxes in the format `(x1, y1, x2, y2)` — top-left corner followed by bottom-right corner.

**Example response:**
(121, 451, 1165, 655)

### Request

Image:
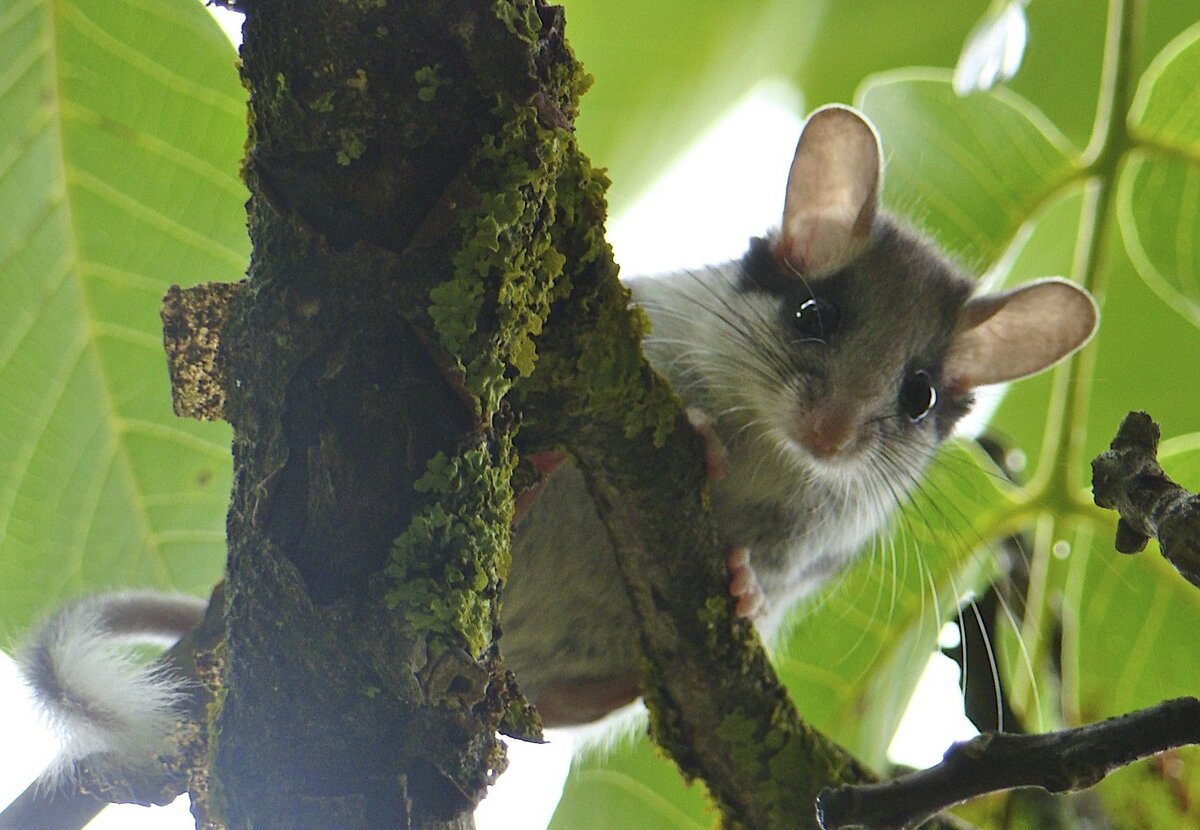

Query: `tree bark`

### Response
(209, 1, 579, 826)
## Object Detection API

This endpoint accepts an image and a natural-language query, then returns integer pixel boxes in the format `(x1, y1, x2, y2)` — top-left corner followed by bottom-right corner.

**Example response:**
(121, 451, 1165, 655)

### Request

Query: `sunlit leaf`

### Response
(1128, 21, 1200, 155)
(858, 73, 1081, 268)
(1063, 436, 1200, 826)
(550, 734, 712, 830)
(1066, 439, 1200, 724)
(0, 0, 245, 632)
(953, 0, 1029, 96)
(1117, 151, 1200, 328)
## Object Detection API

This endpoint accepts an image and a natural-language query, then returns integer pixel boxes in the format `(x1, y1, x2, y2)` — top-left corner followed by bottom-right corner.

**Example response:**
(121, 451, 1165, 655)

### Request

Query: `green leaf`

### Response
(1117, 150, 1200, 328)
(1128, 21, 1200, 155)
(0, 0, 246, 632)
(776, 440, 1016, 766)
(857, 72, 1081, 268)
(1117, 23, 1200, 328)
(1066, 437, 1200, 725)
(986, 182, 1090, 470)
(1092, 747, 1200, 829)
(550, 734, 712, 830)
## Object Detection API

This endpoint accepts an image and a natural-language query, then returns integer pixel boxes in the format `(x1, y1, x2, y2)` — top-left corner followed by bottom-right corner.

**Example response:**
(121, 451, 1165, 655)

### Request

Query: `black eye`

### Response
(790, 298, 839, 342)
(899, 370, 937, 423)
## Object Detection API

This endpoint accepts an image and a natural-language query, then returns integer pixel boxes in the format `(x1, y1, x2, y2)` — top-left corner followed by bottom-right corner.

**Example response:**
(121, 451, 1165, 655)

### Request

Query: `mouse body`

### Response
(500, 105, 1098, 725)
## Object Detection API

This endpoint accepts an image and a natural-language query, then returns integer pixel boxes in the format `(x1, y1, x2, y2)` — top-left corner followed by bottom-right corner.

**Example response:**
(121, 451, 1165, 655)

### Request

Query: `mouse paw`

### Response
(727, 547, 767, 619)
(686, 408, 728, 481)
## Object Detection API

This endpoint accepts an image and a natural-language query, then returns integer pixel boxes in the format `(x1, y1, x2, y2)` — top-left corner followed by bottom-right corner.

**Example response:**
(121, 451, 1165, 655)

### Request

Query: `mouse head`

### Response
(757, 105, 1097, 471)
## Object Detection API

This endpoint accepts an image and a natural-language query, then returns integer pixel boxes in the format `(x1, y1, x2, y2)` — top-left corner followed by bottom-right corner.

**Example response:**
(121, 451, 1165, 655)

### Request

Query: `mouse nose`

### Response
(796, 405, 857, 458)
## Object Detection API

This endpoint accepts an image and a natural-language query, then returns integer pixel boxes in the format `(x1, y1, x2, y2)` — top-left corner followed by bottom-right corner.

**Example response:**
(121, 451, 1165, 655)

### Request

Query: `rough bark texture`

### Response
(211, 2, 581, 827)
(1092, 411, 1200, 587)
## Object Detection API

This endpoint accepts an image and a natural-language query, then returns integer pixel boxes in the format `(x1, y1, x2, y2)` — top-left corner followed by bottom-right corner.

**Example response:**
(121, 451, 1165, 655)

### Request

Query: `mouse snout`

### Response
(793, 402, 860, 459)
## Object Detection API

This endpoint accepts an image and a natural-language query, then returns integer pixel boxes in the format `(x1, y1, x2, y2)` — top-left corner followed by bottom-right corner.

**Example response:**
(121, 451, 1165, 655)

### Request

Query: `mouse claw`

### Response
(686, 408, 728, 482)
(727, 547, 766, 619)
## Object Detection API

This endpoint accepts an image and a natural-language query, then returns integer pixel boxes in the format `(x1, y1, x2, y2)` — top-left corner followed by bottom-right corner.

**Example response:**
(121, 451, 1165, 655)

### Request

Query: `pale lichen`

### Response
(385, 444, 514, 658)
(414, 64, 446, 102)
(493, 0, 541, 43)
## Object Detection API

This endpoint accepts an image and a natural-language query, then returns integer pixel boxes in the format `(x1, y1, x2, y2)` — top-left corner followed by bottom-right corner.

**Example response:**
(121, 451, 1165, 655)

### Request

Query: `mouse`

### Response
(498, 104, 1098, 726)
(11, 104, 1098, 783)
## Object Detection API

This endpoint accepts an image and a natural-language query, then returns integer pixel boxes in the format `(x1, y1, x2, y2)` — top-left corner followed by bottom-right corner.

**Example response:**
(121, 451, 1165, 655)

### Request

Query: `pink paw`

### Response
(727, 547, 766, 619)
(686, 408, 728, 481)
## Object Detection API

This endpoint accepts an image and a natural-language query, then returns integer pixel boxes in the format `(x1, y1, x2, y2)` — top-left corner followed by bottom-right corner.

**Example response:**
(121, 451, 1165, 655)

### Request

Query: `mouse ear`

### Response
(944, 278, 1099, 390)
(778, 105, 882, 277)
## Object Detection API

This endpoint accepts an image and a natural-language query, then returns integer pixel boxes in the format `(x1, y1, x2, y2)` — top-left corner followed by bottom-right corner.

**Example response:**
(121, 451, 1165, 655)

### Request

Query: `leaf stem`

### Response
(1001, 0, 1143, 738)
(1030, 0, 1142, 503)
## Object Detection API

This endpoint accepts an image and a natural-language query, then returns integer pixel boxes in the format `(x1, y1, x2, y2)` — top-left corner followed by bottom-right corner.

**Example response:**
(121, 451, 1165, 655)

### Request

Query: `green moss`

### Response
(414, 64, 447, 102)
(386, 444, 514, 657)
(427, 105, 574, 414)
(335, 129, 366, 166)
(493, 0, 541, 43)
(346, 68, 368, 93)
(428, 278, 484, 358)
(310, 90, 335, 113)
(714, 710, 767, 780)
(203, 650, 230, 825)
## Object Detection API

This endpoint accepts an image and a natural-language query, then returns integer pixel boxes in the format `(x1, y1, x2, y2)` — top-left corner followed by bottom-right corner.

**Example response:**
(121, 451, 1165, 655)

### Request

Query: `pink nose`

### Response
(798, 410, 855, 458)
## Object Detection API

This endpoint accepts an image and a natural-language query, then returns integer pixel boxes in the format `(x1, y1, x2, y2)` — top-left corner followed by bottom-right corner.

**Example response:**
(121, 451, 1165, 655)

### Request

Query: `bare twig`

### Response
(816, 697, 1200, 830)
(1091, 411, 1200, 587)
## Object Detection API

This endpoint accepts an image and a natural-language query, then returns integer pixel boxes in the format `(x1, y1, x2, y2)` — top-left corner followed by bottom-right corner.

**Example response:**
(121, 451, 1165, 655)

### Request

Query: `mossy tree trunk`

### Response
(210, 1, 582, 826)
(204, 1, 872, 828)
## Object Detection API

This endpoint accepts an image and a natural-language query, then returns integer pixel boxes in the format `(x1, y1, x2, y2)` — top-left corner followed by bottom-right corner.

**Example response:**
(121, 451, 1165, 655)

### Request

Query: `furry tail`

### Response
(15, 592, 207, 789)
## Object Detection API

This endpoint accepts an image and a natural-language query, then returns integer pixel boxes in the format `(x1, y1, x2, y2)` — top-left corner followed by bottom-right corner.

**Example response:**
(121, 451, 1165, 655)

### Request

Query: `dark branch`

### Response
(1091, 411, 1200, 587)
(816, 696, 1200, 830)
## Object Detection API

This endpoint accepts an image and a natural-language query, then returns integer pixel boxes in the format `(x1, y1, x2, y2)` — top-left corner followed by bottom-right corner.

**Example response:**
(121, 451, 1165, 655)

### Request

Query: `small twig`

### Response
(1091, 411, 1200, 587)
(816, 697, 1200, 829)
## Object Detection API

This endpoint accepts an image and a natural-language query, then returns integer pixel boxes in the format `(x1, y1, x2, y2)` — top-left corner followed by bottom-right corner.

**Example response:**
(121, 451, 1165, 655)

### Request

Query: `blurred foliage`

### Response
(1, 0, 1199, 828)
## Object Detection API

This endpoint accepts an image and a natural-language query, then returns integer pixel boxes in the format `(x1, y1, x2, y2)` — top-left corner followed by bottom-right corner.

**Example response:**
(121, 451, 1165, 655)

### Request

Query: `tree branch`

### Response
(1091, 411, 1200, 587)
(817, 697, 1200, 830)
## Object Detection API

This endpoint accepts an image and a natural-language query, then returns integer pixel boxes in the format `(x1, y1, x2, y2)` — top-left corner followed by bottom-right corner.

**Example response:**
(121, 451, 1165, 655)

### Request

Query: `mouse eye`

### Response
(899, 370, 937, 423)
(790, 298, 839, 342)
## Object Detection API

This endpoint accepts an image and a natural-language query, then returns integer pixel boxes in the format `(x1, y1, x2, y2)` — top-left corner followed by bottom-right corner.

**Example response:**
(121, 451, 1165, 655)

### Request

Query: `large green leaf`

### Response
(1066, 434, 1200, 713)
(1117, 151, 1200, 326)
(550, 735, 713, 830)
(858, 73, 1081, 268)
(1118, 23, 1200, 327)
(0, 0, 245, 632)
(776, 440, 1014, 766)
(1128, 21, 1200, 155)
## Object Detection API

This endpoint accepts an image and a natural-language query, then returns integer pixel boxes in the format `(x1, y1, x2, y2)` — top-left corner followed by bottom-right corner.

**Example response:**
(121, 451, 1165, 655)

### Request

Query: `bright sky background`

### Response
(0, 4, 980, 828)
